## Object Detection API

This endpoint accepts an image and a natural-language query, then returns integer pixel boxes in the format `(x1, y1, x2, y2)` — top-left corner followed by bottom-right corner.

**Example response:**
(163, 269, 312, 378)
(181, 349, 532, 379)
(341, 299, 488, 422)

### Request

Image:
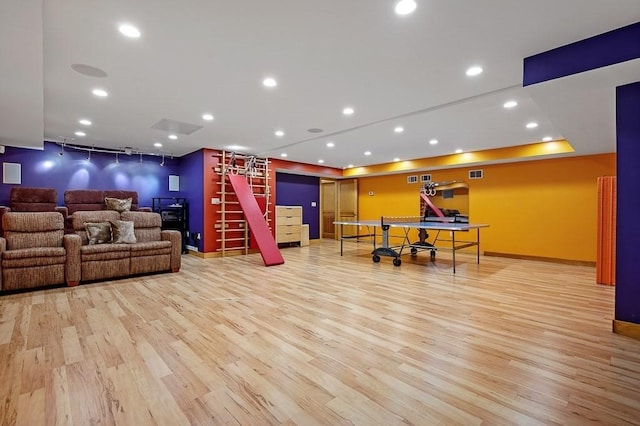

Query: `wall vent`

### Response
(407, 175, 418, 184)
(469, 169, 483, 179)
(420, 174, 432, 182)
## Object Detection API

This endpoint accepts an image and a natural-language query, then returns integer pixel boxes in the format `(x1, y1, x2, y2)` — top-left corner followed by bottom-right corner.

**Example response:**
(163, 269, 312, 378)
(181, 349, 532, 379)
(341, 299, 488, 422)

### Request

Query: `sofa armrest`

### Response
(161, 230, 182, 272)
(63, 234, 82, 286)
(0, 237, 5, 289)
(55, 206, 69, 221)
(0, 207, 10, 236)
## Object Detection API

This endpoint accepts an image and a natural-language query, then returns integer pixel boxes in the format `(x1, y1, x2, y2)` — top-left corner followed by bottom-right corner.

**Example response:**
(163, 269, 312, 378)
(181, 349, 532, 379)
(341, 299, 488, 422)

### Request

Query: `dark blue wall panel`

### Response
(615, 81, 640, 324)
(524, 22, 640, 86)
(275, 172, 320, 239)
(178, 149, 204, 251)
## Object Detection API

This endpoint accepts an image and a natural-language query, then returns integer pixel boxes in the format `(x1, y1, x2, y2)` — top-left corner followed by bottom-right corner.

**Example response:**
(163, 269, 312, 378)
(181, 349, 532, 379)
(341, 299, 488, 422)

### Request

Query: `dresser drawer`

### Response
(276, 215, 301, 226)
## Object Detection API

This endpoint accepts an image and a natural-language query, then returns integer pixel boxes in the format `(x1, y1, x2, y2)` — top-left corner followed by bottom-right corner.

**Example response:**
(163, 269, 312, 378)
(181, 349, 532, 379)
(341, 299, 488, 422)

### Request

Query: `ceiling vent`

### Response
(151, 119, 203, 135)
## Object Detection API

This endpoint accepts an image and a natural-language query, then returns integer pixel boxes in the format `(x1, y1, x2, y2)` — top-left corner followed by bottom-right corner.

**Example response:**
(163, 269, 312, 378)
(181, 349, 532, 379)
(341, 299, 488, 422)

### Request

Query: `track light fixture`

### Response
(55, 142, 172, 166)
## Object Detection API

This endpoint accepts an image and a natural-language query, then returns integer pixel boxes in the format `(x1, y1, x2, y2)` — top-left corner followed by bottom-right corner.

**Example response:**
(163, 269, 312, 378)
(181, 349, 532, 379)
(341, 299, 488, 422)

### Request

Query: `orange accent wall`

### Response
(358, 153, 616, 262)
(596, 176, 616, 284)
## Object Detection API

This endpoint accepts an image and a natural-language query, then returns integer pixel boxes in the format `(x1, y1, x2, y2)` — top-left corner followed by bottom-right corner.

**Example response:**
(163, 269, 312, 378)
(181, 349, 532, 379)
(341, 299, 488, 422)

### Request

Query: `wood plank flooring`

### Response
(1, 239, 639, 425)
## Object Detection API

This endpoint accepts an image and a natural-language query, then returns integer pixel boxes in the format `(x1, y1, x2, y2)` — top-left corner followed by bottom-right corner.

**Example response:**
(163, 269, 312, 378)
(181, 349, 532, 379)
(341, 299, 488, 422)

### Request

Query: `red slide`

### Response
(228, 173, 285, 266)
(419, 192, 447, 221)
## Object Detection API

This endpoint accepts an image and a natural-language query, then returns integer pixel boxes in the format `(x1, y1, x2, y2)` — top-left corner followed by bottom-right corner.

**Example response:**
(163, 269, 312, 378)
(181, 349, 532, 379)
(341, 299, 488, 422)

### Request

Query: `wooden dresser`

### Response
(275, 205, 302, 244)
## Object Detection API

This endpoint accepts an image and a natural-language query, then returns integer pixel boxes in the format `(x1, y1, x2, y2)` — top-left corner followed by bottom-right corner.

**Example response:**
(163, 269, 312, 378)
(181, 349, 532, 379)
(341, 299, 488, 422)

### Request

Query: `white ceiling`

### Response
(1, 1, 639, 169)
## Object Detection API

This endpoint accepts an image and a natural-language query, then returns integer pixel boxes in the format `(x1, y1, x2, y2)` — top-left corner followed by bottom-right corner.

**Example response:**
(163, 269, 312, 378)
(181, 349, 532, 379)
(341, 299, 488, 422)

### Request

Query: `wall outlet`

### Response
(211, 197, 220, 205)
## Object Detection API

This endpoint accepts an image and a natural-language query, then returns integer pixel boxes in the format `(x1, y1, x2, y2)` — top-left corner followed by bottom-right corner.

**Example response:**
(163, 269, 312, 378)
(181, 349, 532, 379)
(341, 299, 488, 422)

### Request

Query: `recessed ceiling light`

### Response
(466, 66, 483, 77)
(202, 113, 214, 121)
(262, 77, 277, 88)
(526, 122, 539, 129)
(542, 136, 553, 142)
(394, 157, 400, 162)
(326, 142, 335, 148)
(395, 0, 417, 15)
(318, 159, 324, 164)
(227, 145, 247, 151)
(503, 100, 518, 109)
(280, 153, 288, 158)
(275, 130, 285, 137)
(118, 24, 141, 38)
(429, 139, 438, 145)
(342, 107, 355, 116)
(455, 149, 463, 153)
(92, 88, 108, 97)
(154, 142, 163, 147)
(79, 119, 92, 126)
(394, 126, 404, 133)
(168, 134, 178, 140)
(364, 151, 371, 156)
(75, 131, 86, 137)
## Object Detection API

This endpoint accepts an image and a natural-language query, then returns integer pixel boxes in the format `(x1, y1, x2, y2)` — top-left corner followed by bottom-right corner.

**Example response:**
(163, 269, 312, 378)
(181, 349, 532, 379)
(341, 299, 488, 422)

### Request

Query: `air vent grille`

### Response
(407, 175, 418, 184)
(420, 174, 432, 182)
(469, 169, 483, 179)
(151, 118, 203, 135)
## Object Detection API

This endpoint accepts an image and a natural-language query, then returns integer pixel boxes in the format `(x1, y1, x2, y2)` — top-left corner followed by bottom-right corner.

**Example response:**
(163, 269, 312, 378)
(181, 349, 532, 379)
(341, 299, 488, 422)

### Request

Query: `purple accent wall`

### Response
(0, 142, 182, 207)
(275, 172, 320, 239)
(615, 81, 640, 324)
(523, 22, 640, 86)
(178, 149, 204, 251)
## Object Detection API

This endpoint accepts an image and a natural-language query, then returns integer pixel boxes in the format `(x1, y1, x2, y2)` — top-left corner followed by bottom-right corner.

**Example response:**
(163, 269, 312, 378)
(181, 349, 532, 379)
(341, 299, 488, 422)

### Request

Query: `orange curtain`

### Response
(596, 176, 616, 285)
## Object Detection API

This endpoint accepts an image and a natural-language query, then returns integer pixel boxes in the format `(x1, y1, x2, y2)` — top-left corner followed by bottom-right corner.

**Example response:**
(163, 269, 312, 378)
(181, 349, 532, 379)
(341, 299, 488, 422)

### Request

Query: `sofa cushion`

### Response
(129, 240, 172, 257)
(105, 197, 132, 213)
(120, 211, 162, 243)
(1, 247, 66, 268)
(85, 222, 112, 244)
(72, 211, 120, 244)
(80, 243, 130, 261)
(2, 212, 64, 250)
(111, 220, 136, 244)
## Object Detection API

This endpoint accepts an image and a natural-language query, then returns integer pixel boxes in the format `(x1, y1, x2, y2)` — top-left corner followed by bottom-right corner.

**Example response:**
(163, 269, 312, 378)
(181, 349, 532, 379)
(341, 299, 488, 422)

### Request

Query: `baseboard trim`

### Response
(188, 249, 261, 259)
(613, 320, 640, 341)
(484, 251, 596, 267)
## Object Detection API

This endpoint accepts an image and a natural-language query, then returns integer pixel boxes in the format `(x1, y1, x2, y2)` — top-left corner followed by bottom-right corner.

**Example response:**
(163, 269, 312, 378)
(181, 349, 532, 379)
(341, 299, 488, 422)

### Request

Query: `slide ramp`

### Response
(228, 173, 284, 266)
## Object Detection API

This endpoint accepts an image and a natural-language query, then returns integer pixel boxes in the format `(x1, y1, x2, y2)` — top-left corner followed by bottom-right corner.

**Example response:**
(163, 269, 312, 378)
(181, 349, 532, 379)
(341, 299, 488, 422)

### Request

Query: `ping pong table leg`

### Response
(340, 224, 344, 256)
(476, 228, 480, 264)
(452, 231, 456, 274)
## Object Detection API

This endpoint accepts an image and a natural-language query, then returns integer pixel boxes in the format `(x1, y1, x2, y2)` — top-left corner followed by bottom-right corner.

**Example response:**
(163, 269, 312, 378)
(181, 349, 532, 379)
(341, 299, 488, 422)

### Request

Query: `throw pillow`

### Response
(85, 222, 112, 245)
(105, 197, 132, 213)
(110, 220, 137, 244)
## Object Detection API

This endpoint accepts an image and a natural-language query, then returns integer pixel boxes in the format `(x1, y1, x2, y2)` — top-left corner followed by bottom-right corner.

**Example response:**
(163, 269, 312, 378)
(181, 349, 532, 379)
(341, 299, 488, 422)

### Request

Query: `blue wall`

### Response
(275, 172, 320, 239)
(615, 81, 640, 324)
(178, 149, 204, 251)
(0, 141, 183, 208)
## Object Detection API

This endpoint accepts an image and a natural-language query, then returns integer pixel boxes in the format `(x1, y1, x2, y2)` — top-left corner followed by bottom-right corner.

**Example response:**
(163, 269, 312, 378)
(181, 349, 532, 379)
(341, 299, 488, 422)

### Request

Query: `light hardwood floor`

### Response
(1, 239, 639, 425)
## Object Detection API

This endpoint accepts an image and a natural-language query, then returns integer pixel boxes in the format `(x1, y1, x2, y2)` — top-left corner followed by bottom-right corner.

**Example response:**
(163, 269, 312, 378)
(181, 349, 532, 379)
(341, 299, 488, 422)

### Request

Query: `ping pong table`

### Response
(334, 217, 489, 273)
